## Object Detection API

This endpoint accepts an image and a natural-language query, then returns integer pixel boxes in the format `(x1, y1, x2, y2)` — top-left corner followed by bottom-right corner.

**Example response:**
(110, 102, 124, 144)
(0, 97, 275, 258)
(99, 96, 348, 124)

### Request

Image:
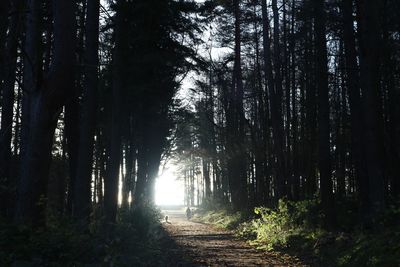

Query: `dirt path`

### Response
(161, 208, 307, 267)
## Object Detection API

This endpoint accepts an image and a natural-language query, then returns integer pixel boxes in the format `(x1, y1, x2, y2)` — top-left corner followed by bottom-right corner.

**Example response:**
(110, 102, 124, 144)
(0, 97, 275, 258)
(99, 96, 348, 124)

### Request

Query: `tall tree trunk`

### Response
(104, 0, 123, 224)
(65, 95, 80, 214)
(262, 0, 285, 202)
(0, 0, 24, 219)
(66, 0, 86, 215)
(15, 0, 77, 226)
(74, 0, 100, 224)
(135, 138, 148, 205)
(336, 66, 347, 198)
(271, 0, 286, 200)
(304, 28, 318, 198)
(313, 0, 336, 229)
(341, 0, 369, 219)
(123, 140, 135, 208)
(146, 147, 162, 203)
(20, 0, 42, 216)
(290, 0, 299, 200)
(356, 0, 386, 225)
(203, 158, 211, 199)
(251, 5, 267, 204)
(381, 1, 400, 199)
(232, 0, 247, 210)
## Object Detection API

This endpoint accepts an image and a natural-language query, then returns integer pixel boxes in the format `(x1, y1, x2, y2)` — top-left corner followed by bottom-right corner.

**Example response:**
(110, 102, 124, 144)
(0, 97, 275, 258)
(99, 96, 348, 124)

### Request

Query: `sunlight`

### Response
(155, 165, 184, 206)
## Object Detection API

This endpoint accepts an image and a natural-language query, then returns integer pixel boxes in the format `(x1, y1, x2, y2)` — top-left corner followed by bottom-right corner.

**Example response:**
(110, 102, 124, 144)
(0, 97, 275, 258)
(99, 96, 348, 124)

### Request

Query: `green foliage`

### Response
(194, 208, 246, 230)
(0, 217, 95, 266)
(101, 204, 165, 266)
(198, 199, 400, 267)
(247, 202, 293, 250)
(0, 204, 169, 266)
(235, 200, 320, 251)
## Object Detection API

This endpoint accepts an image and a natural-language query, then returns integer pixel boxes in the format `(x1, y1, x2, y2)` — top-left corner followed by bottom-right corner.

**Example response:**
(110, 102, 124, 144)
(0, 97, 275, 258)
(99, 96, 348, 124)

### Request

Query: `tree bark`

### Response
(271, 0, 287, 200)
(261, 0, 285, 202)
(313, 0, 336, 229)
(66, 0, 86, 215)
(104, 0, 123, 224)
(20, 0, 42, 164)
(228, 0, 247, 211)
(74, 0, 100, 224)
(0, 0, 24, 219)
(356, 0, 386, 225)
(15, 0, 77, 226)
(341, 0, 369, 217)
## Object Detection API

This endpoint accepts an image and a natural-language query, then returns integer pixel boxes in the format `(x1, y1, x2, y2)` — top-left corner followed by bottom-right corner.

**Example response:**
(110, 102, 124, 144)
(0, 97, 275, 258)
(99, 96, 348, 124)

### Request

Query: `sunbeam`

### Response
(155, 165, 184, 206)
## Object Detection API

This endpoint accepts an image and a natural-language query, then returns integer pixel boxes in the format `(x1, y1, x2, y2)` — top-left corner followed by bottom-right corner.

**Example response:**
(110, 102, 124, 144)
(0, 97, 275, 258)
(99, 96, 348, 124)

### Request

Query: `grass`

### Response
(194, 209, 246, 229)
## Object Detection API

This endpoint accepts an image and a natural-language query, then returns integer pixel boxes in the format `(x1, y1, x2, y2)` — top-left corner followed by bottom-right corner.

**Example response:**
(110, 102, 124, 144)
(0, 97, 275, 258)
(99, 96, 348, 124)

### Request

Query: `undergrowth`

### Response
(0, 203, 166, 266)
(195, 199, 400, 267)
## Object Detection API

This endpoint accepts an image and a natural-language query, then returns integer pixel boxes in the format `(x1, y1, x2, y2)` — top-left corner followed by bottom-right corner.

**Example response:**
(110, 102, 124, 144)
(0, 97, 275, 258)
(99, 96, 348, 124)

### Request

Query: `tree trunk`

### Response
(304, 28, 318, 198)
(271, 0, 286, 200)
(135, 138, 148, 205)
(15, 0, 77, 226)
(203, 158, 211, 199)
(0, 0, 24, 219)
(356, 0, 386, 225)
(65, 94, 80, 214)
(20, 0, 42, 160)
(227, 0, 247, 211)
(74, 0, 100, 224)
(341, 0, 369, 218)
(104, 1, 123, 224)
(313, 0, 336, 229)
(66, 0, 86, 216)
(261, 0, 285, 202)
(290, 0, 299, 200)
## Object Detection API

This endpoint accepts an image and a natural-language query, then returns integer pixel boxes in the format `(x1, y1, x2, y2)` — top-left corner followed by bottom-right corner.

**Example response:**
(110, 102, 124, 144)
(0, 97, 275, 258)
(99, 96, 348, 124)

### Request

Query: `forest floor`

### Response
(160, 208, 307, 267)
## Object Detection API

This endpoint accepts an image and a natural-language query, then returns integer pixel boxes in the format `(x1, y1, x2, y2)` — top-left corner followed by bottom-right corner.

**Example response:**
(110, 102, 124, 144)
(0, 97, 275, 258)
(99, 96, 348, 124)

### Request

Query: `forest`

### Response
(0, 0, 399, 266)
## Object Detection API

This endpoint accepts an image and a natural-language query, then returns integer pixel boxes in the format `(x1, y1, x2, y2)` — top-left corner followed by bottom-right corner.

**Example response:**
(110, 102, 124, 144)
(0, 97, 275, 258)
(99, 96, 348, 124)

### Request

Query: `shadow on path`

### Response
(160, 208, 307, 267)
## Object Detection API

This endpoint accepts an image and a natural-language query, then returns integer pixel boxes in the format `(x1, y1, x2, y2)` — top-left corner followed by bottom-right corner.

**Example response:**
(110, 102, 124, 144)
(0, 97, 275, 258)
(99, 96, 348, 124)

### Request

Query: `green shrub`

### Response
(240, 200, 306, 250)
(0, 204, 166, 266)
(198, 198, 400, 267)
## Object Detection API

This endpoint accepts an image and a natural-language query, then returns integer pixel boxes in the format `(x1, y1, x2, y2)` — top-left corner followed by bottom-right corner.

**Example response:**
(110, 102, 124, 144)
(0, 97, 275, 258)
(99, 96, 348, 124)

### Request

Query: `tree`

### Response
(261, 0, 285, 202)
(340, 0, 368, 211)
(15, 0, 77, 226)
(357, 0, 386, 225)
(227, 0, 247, 211)
(104, 0, 123, 224)
(0, 0, 24, 220)
(73, 0, 100, 224)
(313, 0, 336, 229)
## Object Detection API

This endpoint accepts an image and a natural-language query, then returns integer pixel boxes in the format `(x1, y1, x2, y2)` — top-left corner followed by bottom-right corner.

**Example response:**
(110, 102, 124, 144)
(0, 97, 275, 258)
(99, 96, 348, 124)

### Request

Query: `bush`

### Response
(0, 204, 166, 266)
(198, 198, 400, 267)
(0, 217, 96, 266)
(237, 199, 319, 251)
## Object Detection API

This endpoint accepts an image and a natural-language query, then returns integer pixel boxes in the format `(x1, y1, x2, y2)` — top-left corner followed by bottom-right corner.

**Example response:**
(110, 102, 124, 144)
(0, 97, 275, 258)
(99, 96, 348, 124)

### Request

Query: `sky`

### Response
(155, 165, 184, 205)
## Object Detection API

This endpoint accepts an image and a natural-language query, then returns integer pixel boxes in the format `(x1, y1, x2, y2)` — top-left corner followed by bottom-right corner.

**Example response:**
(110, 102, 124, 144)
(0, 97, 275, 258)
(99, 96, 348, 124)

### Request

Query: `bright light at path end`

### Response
(155, 166, 184, 206)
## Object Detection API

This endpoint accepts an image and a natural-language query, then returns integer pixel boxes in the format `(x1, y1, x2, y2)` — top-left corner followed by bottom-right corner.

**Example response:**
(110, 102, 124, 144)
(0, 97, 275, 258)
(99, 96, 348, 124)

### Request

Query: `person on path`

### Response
(186, 207, 192, 220)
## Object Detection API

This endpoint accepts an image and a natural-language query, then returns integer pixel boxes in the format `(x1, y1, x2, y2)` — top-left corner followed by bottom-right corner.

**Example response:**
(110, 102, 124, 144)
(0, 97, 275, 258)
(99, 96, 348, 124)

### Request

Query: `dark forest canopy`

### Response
(0, 0, 399, 243)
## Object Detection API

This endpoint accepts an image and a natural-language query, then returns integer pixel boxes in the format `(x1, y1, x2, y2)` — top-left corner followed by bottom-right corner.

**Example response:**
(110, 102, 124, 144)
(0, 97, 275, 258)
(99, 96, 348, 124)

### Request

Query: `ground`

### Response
(160, 207, 307, 267)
